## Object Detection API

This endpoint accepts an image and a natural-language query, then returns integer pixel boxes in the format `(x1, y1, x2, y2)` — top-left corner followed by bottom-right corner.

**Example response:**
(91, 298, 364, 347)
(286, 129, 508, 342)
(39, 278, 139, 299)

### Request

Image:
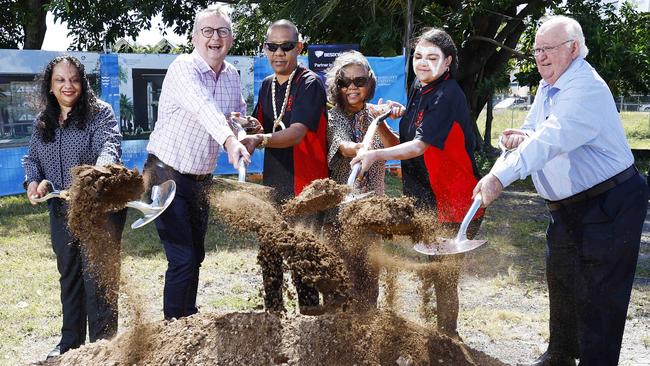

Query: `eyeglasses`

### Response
(200, 27, 232, 39)
(264, 42, 298, 52)
(336, 76, 371, 89)
(533, 39, 574, 56)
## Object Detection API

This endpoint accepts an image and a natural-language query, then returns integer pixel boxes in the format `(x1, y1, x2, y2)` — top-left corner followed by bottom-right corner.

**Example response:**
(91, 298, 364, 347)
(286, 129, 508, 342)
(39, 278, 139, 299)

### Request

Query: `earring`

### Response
(49, 90, 53, 94)
(446, 67, 450, 73)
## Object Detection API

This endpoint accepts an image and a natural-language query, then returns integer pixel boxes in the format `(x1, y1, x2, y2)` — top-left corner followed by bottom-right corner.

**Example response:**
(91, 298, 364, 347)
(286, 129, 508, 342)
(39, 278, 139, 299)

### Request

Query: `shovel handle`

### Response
(346, 110, 391, 188)
(455, 193, 482, 242)
(237, 156, 246, 183)
(347, 162, 362, 187)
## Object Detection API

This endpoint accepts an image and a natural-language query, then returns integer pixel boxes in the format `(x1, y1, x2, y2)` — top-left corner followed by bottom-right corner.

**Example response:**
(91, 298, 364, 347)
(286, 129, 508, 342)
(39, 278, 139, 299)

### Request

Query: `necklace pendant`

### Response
(273, 119, 286, 132)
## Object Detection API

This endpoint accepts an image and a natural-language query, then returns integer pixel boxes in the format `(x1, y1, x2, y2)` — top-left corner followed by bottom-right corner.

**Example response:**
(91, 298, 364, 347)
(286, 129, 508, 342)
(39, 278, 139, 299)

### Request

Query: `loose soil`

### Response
(44, 310, 507, 366)
(43, 179, 498, 365)
(282, 178, 349, 217)
(67, 164, 143, 300)
(65, 164, 147, 364)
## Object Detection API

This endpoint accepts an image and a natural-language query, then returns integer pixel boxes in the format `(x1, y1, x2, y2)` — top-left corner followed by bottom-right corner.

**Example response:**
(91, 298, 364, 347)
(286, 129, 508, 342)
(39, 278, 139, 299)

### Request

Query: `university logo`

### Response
(414, 110, 424, 128)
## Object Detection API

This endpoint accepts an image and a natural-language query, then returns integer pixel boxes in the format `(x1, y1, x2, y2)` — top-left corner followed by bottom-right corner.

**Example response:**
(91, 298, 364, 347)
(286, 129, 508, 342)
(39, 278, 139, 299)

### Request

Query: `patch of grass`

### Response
(477, 109, 650, 149)
(0, 195, 60, 363)
(208, 295, 260, 311)
(490, 265, 521, 288)
(384, 169, 403, 197)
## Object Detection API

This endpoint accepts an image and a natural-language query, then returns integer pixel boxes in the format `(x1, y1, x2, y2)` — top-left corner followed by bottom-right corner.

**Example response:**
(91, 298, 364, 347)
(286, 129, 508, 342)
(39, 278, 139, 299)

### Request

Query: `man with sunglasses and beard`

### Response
(242, 20, 328, 314)
(144, 6, 250, 321)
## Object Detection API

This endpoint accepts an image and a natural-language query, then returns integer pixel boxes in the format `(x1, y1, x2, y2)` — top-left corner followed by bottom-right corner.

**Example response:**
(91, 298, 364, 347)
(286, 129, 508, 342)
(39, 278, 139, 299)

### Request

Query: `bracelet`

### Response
(257, 133, 271, 149)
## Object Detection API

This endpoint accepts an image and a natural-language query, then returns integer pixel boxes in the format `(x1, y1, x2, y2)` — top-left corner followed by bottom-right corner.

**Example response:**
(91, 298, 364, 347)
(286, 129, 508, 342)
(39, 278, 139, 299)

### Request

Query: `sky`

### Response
(40, 12, 189, 51)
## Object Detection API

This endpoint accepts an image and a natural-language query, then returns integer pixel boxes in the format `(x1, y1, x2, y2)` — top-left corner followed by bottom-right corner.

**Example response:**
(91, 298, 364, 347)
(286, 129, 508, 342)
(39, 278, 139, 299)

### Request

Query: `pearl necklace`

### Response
(271, 68, 297, 132)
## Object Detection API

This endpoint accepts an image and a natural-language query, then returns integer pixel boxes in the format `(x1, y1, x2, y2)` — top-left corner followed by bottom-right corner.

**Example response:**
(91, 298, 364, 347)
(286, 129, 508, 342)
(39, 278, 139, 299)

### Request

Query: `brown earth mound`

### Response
(42, 310, 506, 366)
(339, 195, 417, 236)
(282, 178, 349, 217)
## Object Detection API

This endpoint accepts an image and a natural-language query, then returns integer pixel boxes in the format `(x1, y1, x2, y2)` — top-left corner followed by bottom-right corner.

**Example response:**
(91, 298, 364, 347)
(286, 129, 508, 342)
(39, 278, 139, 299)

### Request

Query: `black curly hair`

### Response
(413, 28, 459, 78)
(35, 55, 98, 143)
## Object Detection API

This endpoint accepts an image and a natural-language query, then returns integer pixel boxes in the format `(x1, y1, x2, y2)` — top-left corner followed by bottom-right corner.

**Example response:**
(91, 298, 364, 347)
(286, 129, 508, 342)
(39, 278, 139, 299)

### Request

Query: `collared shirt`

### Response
(22, 100, 122, 191)
(254, 66, 328, 203)
(491, 58, 633, 201)
(147, 50, 246, 175)
(400, 75, 482, 222)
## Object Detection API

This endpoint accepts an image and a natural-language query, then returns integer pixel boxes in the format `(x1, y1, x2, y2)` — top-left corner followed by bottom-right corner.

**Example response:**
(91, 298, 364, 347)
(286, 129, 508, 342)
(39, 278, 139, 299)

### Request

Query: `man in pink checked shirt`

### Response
(144, 6, 250, 320)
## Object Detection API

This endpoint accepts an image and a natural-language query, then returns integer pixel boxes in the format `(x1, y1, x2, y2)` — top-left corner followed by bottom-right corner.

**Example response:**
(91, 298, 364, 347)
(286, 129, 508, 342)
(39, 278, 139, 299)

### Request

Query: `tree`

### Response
(0, 0, 48, 49)
(119, 93, 134, 132)
(231, 0, 554, 149)
(516, 0, 650, 97)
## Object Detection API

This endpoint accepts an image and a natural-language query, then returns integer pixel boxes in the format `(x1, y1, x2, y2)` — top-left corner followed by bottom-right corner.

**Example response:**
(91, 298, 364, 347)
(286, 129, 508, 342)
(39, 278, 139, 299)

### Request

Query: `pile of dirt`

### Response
(43, 310, 503, 366)
(339, 196, 417, 236)
(66, 164, 143, 299)
(282, 178, 349, 217)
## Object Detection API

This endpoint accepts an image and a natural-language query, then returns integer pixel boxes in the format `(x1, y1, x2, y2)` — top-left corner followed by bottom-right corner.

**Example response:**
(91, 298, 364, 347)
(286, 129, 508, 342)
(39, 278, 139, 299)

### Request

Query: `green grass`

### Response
(1, 173, 648, 364)
(477, 109, 650, 149)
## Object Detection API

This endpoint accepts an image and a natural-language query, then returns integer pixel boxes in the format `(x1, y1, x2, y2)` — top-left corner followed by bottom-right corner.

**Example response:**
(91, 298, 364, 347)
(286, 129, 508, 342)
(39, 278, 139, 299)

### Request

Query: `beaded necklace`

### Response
(271, 68, 297, 131)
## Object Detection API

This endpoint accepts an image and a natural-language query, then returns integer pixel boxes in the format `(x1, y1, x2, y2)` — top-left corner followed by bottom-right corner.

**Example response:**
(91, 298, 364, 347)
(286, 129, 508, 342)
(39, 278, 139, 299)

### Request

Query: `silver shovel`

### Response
(343, 109, 392, 203)
(413, 193, 486, 255)
(412, 136, 516, 255)
(31, 180, 176, 230)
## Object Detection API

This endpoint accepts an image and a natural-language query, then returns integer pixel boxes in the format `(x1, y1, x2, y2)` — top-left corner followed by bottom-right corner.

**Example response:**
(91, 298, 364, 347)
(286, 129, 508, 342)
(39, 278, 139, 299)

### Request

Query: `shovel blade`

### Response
(340, 191, 374, 205)
(130, 180, 176, 229)
(413, 237, 487, 256)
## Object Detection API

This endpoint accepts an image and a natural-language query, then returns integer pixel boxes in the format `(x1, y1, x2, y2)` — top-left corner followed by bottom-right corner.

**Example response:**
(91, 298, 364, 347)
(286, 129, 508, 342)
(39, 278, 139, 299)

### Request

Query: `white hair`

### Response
(539, 15, 589, 58)
(192, 6, 232, 35)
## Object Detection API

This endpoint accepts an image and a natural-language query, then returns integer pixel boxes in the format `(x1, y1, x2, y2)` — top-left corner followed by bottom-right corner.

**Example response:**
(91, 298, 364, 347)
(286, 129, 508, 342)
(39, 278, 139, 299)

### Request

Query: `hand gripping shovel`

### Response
(413, 193, 486, 255)
(343, 109, 392, 203)
(31, 180, 177, 230)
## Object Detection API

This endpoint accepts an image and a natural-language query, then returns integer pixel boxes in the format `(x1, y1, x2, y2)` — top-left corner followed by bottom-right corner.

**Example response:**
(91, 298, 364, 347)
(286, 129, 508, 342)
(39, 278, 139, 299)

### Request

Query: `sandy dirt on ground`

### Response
(44, 310, 507, 366)
(40, 177, 505, 366)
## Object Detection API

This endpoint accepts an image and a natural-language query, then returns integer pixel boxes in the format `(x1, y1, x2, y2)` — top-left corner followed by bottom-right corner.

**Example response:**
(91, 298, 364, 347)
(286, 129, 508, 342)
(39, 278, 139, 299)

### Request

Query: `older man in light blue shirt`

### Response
(474, 15, 649, 366)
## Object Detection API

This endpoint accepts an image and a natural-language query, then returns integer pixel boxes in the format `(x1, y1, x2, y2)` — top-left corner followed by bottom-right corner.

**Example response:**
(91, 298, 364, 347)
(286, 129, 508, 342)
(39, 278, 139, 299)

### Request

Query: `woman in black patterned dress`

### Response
(324, 51, 399, 307)
(22, 55, 126, 360)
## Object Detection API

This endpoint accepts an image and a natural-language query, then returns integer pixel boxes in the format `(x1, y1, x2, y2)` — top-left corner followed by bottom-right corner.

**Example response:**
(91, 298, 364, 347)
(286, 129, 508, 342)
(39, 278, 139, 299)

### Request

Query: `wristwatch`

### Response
(257, 133, 271, 149)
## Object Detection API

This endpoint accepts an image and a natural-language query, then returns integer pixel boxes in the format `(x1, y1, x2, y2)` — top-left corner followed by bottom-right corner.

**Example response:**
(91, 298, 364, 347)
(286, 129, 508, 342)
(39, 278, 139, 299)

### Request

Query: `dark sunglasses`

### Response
(264, 42, 298, 52)
(336, 76, 371, 88)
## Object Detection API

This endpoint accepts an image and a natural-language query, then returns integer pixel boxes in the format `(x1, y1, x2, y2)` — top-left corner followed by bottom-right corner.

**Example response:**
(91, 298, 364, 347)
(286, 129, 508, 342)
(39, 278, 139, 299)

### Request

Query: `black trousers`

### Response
(144, 155, 211, 319)
(48, 199, 126, 352)
(545, 172, 648, 365)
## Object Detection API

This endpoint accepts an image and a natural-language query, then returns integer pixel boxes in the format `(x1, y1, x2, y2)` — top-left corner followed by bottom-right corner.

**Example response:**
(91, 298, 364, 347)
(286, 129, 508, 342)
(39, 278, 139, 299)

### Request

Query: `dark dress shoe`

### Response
(46, 345, 61, 360)
(521, 351, 576, 366)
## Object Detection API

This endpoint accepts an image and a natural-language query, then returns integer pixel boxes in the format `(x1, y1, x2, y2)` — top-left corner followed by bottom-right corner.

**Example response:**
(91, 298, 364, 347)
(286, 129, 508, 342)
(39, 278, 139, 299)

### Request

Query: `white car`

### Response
(494, 97, 530, 110)
(639, 104, 650, 112)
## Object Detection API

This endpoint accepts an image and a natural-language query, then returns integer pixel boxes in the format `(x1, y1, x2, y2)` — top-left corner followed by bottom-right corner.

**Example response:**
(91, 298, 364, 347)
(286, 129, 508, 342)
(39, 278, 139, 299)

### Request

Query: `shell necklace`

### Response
(271, 68, 297, 132)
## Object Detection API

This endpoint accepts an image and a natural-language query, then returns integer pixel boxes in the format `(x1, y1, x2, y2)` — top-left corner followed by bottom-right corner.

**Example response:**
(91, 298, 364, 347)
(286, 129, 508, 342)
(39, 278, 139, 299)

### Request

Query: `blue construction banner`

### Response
(0, 142, 265, 196)
(253, 54, 406, 131)
(99, 54, 120, 125)
(307, 44, 359, 82)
